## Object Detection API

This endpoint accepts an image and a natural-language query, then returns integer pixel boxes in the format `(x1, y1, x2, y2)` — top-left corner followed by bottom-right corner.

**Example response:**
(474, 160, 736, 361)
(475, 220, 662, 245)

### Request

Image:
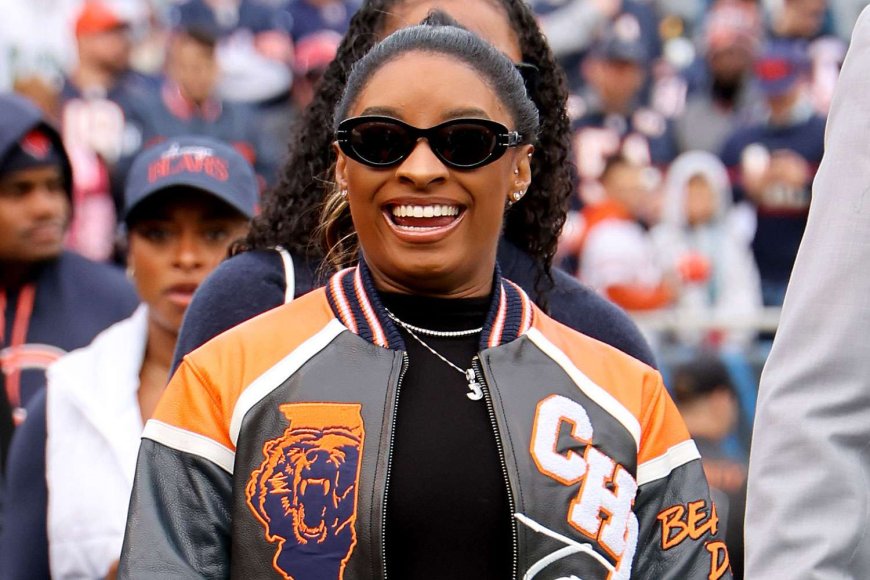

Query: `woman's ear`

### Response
(334, 142, 349, 193)
(515, 145, 534, 190)
(507, 145, 534, 205)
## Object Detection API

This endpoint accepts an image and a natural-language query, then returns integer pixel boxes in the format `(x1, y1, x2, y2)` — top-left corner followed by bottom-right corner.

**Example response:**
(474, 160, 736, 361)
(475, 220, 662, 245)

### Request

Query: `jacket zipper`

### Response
(381, 352, 408, 580)
(472, 356, 519, 580)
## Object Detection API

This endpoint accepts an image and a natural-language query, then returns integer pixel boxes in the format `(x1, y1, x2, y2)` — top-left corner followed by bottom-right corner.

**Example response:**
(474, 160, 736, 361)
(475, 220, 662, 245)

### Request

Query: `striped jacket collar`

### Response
(325, 261, 534, 351)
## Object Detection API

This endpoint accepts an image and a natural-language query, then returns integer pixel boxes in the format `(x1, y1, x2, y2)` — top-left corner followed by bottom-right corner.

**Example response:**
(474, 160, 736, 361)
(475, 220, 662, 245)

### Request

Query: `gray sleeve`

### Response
(118, 439, 232, 579)
(745, 6, 870, 578)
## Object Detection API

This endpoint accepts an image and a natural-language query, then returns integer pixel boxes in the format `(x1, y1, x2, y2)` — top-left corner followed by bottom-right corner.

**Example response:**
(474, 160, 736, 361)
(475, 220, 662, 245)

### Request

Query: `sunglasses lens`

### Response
(340, 118, 510, 169)
(350, 121, 412, 166)
(433, 123, 498, 167)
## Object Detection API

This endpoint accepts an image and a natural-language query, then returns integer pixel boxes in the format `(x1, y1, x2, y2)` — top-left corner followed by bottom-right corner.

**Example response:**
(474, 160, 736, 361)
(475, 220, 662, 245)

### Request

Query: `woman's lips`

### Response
(382, 203, 465, 242)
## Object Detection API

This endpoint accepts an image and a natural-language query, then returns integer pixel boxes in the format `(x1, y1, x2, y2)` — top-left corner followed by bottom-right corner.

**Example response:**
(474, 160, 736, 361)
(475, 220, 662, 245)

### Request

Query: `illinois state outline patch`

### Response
(246, 402, 365, 580)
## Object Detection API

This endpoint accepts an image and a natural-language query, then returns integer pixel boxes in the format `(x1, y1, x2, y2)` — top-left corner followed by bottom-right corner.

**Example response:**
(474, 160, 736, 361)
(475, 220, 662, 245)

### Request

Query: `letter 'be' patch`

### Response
(246, 403, 365, 580)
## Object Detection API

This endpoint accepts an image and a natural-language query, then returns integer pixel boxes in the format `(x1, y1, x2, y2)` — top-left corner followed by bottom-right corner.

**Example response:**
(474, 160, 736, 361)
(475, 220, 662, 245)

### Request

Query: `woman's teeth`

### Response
(391, 204, 460, 218)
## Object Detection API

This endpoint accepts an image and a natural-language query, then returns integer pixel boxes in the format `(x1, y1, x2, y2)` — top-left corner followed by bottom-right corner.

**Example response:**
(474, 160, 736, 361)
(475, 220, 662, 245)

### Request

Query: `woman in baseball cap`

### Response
(0, 136, 255, 580)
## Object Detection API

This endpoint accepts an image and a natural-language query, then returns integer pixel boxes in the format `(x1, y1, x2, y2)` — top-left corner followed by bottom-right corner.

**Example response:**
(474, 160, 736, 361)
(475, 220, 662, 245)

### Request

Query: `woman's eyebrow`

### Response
(441, 107, 491, 120)
(355, 106, 493, 121)
(359, 105, 402, 117)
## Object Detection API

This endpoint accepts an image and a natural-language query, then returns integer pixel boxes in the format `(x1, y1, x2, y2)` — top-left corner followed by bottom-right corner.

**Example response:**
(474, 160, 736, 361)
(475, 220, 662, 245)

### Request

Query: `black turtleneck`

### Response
(380, 291, 511, 579)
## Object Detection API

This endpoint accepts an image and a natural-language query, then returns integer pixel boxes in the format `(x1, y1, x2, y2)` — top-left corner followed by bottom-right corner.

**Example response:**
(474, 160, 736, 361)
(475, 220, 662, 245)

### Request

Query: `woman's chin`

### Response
(374, 257, 495, 298)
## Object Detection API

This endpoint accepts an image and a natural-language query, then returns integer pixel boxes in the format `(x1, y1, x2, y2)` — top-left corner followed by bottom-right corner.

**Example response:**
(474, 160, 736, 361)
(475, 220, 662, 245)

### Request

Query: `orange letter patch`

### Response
(657, 500, 719, 551)
(246, 403, 365, 580)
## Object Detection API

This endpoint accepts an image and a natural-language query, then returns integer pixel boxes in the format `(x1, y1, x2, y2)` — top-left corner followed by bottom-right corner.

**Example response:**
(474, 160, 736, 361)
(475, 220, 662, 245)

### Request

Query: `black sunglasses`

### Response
(335, 116, 523, 170)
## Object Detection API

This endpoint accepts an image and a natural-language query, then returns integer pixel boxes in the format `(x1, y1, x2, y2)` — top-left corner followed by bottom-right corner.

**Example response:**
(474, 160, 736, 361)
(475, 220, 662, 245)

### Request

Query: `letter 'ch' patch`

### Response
(246, 403, 365, 580)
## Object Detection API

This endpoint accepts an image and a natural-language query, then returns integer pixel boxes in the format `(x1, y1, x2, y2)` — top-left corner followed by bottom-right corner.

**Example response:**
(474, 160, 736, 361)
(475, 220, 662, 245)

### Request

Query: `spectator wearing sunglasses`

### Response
(120, 25, 727, 579)
(170, 0, 656, 378)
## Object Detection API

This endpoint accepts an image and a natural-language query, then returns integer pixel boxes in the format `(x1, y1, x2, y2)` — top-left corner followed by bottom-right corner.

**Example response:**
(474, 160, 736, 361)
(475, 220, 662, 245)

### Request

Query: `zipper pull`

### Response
(465, 368, 484, 401)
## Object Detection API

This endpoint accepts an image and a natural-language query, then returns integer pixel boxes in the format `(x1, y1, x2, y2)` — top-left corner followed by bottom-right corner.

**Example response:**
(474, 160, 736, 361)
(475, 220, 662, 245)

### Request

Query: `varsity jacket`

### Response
(120, 263, 729, 579)
(171, 240, 656, 374)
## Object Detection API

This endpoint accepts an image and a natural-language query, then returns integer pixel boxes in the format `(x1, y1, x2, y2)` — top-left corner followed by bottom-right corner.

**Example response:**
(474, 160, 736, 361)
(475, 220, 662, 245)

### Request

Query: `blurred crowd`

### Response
(1, 0, 348, 262)
(0, 0, 867, 576)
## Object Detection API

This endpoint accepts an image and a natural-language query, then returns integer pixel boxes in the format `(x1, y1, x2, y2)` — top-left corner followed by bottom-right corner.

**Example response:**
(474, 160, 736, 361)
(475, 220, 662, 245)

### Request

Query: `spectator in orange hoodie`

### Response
(577, 154, 674, 311)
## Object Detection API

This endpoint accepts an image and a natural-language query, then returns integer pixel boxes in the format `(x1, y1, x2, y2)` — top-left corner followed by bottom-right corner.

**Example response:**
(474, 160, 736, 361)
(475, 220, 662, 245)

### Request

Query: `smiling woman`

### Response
(119, 25, 730, 580)
(330, 31, 536, 297)
(171, 0, 658, 380)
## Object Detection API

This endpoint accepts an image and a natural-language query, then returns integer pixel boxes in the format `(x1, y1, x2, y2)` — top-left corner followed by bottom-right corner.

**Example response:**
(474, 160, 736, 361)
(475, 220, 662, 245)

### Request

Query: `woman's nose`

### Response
(395, 139, 449, 188)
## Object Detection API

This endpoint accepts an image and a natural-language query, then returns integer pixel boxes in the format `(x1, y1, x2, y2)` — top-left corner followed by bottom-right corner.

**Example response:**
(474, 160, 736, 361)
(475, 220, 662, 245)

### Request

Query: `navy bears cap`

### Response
(124, 136, 257, 224)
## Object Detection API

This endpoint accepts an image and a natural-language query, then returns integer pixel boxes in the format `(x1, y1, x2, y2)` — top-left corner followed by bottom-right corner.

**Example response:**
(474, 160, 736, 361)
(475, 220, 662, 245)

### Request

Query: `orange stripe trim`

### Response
(353, 267, 388, 348)
(488, 283, 507, 348)
(330, 268, 357, 333)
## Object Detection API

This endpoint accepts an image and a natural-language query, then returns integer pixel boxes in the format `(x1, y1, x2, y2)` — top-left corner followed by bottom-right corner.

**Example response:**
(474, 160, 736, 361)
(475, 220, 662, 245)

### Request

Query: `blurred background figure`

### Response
(171, 0, 293, 186)
(0, 135, 256, 580)
(173, 0, 293, 104)
(0, 0, 80, 100)
(764, 0, 846, 114)
(272, 28, 340, 181)
(651, 150, 762, 351)
(0, 93, 137, 463)
(121, 17, 261, 187)
(61, 0, 158, 262)
(289, 29, 339, 112)
(533, 0, 661, 92)
(677, 0, 766, 154)
(767, 0, 830, 40)
(283, 0, 359, 44)
(672, 354, 747, 579)
(719, 40, 825, 308)
(576, 154, 674, 312)
(571, 20, 677, 210)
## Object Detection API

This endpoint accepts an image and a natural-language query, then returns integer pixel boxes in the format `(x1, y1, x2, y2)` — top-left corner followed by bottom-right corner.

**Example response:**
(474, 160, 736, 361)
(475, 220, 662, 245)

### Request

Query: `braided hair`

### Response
(236, 0, 573, 298)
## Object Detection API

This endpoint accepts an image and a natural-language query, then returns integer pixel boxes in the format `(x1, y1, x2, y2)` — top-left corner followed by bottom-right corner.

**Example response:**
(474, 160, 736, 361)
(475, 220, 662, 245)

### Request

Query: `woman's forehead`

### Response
(379, 0, 522, 63)
(349, 52, 509, 124)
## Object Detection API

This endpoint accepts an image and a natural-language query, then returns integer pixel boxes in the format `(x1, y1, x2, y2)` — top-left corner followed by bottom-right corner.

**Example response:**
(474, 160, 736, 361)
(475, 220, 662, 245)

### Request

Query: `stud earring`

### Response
(340, 188, 348, 199)
(514, 168, 519, 175)
(511, 190, 524, 202)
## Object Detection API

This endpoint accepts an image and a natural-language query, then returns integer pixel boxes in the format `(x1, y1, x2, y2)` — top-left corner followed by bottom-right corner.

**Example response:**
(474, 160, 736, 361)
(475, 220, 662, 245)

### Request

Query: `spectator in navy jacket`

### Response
(0, 93, 138, 464)
(122, 23, 261, 184)
(719, 41, 826, 306)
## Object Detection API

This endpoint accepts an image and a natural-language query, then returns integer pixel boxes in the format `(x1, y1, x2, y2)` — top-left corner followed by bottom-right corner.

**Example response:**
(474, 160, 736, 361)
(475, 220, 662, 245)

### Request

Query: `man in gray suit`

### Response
(745, 7, 870, 578)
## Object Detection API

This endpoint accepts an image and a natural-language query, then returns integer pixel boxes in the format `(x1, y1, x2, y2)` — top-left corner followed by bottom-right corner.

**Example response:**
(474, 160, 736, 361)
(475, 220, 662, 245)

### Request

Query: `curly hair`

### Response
(236, 0, 573, 297)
